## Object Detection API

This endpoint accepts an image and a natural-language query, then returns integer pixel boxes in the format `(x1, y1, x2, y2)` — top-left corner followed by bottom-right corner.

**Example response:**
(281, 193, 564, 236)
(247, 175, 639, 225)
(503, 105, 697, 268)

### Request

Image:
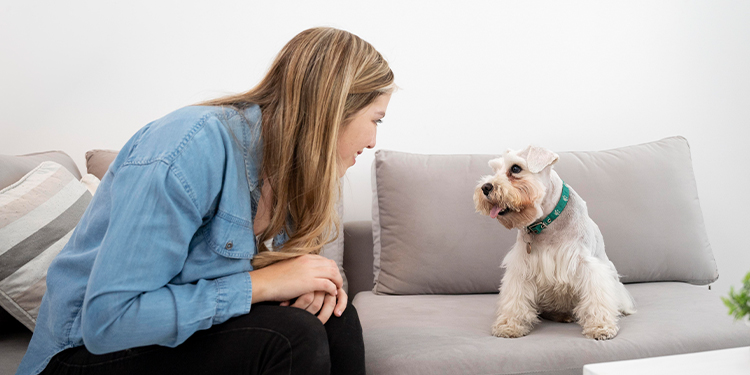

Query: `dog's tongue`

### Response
(490, 205, 502, 219)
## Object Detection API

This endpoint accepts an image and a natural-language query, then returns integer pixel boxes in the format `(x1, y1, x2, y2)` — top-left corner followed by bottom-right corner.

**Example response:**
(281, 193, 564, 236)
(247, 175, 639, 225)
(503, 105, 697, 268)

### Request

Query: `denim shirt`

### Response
(17, 104, 283, 375)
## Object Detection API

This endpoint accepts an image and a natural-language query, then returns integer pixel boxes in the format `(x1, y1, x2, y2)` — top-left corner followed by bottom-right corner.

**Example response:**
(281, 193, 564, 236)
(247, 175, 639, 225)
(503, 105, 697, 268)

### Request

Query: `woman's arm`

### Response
(81, 163, 345, 353)
(249, 254, 342, 303)
(81, 162, 251, 354)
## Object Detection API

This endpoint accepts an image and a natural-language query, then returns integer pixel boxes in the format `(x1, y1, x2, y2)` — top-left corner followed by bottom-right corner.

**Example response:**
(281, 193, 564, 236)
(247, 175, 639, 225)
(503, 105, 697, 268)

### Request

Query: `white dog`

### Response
(473, 145, 635, 340)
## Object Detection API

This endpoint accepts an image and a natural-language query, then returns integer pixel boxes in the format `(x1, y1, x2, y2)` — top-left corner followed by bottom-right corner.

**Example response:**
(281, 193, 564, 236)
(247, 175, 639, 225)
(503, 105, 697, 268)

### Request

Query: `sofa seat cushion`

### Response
(0, 308, 32, 374)
(353, 282, 750, 375)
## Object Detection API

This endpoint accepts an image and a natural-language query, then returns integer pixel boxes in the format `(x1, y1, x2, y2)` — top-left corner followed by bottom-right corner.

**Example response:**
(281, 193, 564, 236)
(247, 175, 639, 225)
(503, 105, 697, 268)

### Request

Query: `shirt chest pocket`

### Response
(201, 210, 257, 259)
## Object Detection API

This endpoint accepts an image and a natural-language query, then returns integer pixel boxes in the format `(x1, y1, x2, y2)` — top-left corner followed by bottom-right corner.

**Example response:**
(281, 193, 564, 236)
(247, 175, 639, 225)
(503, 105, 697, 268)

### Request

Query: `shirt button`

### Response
(225, 241, 233, 250)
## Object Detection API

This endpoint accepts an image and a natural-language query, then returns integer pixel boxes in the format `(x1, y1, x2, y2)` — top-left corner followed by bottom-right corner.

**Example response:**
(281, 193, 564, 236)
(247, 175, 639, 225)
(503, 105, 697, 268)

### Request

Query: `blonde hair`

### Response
(201, 27, 395, 269)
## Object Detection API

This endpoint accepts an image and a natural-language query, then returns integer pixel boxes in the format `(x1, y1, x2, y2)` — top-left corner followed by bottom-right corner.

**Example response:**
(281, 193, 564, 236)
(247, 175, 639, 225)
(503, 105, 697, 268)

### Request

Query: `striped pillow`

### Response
(0, 161, 91, 331)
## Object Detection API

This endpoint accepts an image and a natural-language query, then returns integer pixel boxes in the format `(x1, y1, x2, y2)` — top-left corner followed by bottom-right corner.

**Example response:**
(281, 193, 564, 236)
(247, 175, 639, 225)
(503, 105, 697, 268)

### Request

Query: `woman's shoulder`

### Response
(104, 104, 262, 214)
(121, 105, 260, 168)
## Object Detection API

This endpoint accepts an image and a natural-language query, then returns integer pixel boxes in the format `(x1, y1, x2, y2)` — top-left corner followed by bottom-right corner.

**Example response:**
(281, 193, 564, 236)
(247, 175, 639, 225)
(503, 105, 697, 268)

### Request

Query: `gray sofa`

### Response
(344, 137, 750, 375)
(2, 137, 750, 375)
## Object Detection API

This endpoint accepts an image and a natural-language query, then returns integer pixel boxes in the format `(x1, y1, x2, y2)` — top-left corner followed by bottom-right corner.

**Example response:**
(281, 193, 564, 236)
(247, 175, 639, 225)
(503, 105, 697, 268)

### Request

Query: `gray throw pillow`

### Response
(371, 136, 718, 295)
(85, 149, 119, 180)
(321, 197, 348, 293)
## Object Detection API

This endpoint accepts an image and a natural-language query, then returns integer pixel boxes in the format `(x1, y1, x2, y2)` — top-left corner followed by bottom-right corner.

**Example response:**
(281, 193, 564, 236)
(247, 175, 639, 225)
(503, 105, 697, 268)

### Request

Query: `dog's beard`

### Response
(474, 177, 545, 230)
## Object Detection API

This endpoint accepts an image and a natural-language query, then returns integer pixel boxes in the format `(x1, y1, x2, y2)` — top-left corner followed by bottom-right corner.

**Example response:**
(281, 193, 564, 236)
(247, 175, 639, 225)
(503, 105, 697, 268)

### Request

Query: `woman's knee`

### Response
(276, 306, 331, 373)
(324, 303, 365, 375)
(325, 302, 362, 336)
(212, 304, 331, 373)
(324, 303, 364, 352)
(281, 305, 329, 341)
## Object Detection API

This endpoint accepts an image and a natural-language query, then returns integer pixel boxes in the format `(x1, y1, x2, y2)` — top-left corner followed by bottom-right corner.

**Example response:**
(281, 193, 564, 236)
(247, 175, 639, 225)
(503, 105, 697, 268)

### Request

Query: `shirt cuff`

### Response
(213, 271, 252, 325)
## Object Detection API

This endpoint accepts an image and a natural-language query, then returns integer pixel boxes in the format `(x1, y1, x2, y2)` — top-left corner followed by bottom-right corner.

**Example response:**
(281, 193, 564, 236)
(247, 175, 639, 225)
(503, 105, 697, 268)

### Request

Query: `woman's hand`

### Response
(281, 287, 348, 324)
(248, 254, 343, 305)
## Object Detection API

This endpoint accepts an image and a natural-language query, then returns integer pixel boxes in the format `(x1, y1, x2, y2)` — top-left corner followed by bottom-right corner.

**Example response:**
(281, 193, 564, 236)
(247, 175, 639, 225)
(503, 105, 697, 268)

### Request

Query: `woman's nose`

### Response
(367, 130, 377, 149)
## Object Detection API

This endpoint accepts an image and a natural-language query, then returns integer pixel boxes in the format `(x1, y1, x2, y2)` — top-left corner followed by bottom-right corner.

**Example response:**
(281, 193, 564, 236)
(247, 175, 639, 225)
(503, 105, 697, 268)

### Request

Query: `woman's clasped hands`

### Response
(249, 254, 347, 324)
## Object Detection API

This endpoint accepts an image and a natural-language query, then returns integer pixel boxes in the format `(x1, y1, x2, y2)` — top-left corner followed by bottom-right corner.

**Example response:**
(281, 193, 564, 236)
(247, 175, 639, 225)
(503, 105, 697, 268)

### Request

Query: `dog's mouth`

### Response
(490, 205, 511, 219)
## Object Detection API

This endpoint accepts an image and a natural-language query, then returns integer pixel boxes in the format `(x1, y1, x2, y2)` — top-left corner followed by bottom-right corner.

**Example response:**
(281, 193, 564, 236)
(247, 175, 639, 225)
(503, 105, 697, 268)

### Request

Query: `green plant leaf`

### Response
(724, 271, 750, 321)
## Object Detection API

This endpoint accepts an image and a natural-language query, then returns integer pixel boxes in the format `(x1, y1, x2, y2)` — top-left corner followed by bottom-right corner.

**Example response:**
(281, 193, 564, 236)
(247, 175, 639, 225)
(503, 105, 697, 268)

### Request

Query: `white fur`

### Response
(475, 146, 636, 340)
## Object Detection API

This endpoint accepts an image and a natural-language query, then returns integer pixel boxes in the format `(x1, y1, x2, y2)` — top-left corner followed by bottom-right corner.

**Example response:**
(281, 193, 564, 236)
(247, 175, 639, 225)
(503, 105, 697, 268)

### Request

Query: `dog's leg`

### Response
(574, 259, 622, 340)
(615, 280, 637, 316)
(492, 279, 538, 338)
(492, 250, 539, 338)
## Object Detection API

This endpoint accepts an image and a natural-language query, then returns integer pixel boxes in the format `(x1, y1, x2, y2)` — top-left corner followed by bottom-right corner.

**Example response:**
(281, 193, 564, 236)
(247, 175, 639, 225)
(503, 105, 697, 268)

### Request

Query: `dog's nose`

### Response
(481, 183, 493, 196)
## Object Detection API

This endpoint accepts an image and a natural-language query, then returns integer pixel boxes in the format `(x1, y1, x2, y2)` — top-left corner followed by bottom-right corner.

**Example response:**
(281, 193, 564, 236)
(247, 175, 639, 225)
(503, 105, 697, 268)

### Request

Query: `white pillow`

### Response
(80, 173, 100, 195)
(320, 196, 347, 292)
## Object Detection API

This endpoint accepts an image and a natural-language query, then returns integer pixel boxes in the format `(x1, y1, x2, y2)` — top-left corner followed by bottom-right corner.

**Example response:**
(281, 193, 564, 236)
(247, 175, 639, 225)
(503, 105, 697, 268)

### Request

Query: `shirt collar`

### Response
(220, 104, 263, 192)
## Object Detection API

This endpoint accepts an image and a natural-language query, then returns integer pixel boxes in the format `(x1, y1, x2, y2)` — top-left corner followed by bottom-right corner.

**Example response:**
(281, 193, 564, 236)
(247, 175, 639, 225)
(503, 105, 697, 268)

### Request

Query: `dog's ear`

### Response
(488, 157, 504, 171)
(518, 145, 559, 173)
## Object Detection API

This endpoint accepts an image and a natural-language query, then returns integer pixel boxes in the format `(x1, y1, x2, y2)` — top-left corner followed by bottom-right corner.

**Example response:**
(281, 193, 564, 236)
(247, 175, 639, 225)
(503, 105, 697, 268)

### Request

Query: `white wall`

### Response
(2, 1, 749, 298)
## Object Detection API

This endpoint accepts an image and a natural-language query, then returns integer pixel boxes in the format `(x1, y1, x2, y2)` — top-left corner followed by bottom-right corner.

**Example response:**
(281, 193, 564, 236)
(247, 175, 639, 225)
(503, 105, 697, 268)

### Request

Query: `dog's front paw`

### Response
(582, 323, 619, 340)
(491, 316, 532, 338)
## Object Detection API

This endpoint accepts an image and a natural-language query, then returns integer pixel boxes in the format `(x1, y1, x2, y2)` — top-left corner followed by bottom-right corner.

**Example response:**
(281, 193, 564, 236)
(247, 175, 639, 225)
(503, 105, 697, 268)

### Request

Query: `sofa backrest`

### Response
(368, 136, 718, 295)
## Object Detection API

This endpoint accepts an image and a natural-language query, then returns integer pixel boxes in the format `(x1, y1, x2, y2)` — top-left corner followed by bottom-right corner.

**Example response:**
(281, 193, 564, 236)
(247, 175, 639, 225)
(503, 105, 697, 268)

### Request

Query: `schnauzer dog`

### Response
(474, 145, 635, 340)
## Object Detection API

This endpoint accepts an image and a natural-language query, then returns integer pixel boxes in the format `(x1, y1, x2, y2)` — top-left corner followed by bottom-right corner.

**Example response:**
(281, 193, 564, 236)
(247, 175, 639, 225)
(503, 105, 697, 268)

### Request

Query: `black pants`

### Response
(41, 302, 365, 375)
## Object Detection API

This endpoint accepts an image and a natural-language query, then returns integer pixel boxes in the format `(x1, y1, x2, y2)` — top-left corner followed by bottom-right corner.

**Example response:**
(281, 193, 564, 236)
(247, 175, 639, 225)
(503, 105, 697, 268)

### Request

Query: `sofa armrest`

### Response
(343, 221, 374, 296)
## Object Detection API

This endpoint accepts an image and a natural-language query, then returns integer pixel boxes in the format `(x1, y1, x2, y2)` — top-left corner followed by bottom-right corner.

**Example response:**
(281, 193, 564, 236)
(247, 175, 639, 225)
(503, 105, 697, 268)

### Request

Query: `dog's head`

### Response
(473, 145, 559, 229)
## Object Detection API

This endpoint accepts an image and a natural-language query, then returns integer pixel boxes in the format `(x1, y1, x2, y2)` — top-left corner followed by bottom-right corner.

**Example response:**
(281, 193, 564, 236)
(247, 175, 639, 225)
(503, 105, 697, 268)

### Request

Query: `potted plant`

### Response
(722, 271, 750, 326)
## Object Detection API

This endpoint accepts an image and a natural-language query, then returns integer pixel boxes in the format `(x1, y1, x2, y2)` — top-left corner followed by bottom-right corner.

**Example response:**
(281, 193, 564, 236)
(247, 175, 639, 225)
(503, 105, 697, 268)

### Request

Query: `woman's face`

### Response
(337, 93, 391, 177)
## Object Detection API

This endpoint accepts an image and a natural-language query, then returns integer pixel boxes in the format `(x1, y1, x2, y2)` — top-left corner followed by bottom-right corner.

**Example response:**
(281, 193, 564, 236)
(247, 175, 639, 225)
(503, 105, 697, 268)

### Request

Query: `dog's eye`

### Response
(511, 165, 522, 174)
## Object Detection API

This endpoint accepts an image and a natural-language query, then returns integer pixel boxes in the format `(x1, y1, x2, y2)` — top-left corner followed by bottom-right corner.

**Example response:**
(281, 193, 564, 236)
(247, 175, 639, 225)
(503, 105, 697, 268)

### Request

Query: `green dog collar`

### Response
(526, 182, 570, 235)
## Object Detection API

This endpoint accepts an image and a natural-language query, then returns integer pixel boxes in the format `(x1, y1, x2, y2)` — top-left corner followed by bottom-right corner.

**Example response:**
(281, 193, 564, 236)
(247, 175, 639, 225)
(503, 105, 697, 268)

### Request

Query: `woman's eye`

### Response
(511, 165, 522, 174)
(375, 119, 383, 125)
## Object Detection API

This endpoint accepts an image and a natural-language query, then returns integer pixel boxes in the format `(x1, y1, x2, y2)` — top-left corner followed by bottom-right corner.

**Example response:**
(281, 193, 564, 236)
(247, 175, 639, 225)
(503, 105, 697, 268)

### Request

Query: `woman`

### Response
(17, 27, 395, 375)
